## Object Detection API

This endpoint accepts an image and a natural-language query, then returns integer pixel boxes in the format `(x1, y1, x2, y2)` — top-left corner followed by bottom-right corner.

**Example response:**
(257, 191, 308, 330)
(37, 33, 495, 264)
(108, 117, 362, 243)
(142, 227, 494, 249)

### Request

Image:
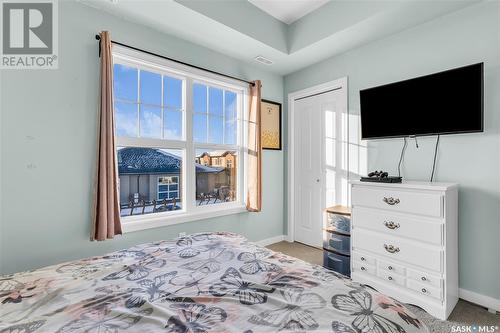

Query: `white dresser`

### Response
(350, 180, 458, 320)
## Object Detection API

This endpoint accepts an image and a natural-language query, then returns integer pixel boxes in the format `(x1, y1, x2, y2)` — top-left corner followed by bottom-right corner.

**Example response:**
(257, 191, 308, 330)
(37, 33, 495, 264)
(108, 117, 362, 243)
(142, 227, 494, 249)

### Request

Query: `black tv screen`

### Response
(359, 63, 484, 140)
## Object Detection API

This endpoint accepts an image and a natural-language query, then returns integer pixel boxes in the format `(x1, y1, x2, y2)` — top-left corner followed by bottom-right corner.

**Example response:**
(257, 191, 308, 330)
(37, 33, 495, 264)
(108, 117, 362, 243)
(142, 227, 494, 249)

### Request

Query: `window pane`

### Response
(194, 114, 207, 143)
(164, 109, 183, 140)
(195, 149, 237, 206)
(114, 64, 137, 102)
(164, 76, 182, 109)
(118, 147, 183, 216)
(209, 87, 223, 116)
(224, 120, 237, 145)
(140, 105, 162, 138)
(208, 116, 223, 144)
(326, 137, 336, 168)
(225, 91, 237, 118)
(140, 70, 161, 105)
(193, 83, 207, 113)
(115, 102, 137, 137)
(224, 91, 237, 144)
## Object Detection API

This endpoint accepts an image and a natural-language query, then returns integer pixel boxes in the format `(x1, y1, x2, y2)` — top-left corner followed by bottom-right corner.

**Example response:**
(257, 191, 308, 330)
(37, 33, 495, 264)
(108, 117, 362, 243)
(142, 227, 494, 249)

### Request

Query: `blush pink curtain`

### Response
(91, 31, 122, 241)
(246, 80, 262, 212)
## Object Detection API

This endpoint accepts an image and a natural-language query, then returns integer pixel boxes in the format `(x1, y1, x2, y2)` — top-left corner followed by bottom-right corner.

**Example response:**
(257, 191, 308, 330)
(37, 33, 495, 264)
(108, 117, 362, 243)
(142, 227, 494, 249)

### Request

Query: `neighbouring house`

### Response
(195, 150, 237, 191)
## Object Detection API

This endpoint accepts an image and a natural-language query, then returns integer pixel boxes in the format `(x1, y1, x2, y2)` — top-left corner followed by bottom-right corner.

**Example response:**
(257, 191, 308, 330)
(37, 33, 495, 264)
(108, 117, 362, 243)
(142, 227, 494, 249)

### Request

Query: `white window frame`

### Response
(113, 45, 248, 233)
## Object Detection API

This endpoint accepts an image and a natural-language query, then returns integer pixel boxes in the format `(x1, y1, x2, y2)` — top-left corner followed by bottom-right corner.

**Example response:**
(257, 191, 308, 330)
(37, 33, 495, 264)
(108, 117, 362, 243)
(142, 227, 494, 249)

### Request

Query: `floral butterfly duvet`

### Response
(0, 232, 428, 333)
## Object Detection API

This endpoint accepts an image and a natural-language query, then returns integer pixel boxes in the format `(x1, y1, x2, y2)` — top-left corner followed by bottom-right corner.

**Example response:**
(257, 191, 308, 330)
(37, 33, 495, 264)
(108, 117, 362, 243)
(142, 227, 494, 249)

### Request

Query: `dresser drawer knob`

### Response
(361, 267, 366, 271)
(388, 266, 393, 270)
(421, 288, 427, 293)
(384, 221, 400, 229)
(388, 276, 393, 281)
(383, 197, 400, 205)
(421, 276, 427, 281)
(360, 257, 366, 261)
(384, 244, 400, 253)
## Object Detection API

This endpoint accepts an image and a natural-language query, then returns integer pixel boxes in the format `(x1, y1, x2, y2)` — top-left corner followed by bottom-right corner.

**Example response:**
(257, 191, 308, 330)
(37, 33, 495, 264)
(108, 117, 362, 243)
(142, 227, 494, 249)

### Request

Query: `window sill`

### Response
(121, 204, 248, 233)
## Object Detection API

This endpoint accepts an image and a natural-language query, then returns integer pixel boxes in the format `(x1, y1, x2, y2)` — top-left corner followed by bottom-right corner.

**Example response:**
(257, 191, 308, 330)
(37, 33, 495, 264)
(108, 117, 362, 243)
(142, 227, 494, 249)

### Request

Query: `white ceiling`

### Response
(248, 0, 330, 24)
(80, 0, 479, 75)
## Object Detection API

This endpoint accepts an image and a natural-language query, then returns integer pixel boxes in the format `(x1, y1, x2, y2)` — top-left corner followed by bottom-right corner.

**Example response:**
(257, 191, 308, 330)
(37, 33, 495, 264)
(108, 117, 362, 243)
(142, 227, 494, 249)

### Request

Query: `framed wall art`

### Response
(261, 99, 282, 150)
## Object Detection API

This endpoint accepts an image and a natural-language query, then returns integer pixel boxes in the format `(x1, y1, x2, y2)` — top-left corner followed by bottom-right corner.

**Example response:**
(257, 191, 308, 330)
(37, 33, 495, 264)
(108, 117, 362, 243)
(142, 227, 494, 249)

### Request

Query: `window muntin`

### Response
(113, 53, 245, 223)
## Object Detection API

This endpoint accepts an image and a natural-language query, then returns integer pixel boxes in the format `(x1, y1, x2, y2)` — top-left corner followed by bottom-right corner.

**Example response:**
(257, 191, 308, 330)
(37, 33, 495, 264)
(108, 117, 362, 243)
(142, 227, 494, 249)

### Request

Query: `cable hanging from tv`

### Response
(430, 135, 440, 182)
(396, 135, 440, 182)
(398, 137, 408, 178)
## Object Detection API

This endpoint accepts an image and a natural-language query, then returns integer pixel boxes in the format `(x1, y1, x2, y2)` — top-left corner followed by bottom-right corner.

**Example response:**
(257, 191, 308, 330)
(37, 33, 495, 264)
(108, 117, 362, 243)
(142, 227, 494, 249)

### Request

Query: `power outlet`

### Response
(178, 232, 187, 238)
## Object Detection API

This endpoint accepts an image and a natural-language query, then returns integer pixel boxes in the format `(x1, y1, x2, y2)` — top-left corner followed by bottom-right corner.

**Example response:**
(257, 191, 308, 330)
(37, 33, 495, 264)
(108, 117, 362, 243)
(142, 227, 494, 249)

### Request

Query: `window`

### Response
(113, 46, 247, 228)
(158, 176, 179, 200)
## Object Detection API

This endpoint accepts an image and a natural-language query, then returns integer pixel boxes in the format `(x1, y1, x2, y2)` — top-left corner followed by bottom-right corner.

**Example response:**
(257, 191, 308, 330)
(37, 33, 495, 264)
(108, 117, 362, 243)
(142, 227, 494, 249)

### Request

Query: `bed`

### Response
(0, 232, 428, 332)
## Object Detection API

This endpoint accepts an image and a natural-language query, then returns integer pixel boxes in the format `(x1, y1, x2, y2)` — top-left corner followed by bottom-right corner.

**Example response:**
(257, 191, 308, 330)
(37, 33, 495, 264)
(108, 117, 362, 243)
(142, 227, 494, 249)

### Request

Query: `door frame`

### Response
(287, 77, 348, 242)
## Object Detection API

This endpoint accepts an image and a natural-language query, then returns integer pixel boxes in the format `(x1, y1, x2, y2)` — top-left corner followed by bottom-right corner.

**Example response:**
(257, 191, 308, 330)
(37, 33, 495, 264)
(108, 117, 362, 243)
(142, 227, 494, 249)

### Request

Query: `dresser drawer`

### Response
(353, 260, 376, 276)
(352, 186, 443, 218)
(378, 259, 406, 276)
(407, 279, 442, 300)
(407, 268, 442, 288)
(352, 251, 376, 266)
(326, 212, 351, 234)
(353, 207, 443, 245)
(378, 269, 405, 286)
(323, 250, 350, 277)
(323, 231, 350, 255)
(353, 229, 442, 272)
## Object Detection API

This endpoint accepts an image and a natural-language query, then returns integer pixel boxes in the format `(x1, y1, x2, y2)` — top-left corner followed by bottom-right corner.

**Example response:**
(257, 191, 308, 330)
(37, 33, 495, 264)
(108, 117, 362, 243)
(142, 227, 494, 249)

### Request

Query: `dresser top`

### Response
(350, 180, 458, 191)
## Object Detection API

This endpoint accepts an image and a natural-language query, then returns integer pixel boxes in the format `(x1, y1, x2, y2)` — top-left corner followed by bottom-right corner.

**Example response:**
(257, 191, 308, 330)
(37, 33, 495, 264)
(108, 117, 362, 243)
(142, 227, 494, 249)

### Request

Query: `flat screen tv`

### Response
(359, 63, 484, 140)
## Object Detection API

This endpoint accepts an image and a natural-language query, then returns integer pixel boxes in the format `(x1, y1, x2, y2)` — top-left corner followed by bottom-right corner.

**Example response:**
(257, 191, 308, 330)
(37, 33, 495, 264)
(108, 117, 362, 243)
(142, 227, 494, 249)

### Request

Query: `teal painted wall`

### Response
(0, 2, 284, 274)
(284, 2, 500, 299)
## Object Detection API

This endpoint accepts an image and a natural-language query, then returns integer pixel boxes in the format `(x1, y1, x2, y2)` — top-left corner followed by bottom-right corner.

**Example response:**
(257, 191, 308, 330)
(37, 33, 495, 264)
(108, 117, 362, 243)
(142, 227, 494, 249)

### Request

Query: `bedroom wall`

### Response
(0, 2, 284, 274)
(284, 2, 500, 300)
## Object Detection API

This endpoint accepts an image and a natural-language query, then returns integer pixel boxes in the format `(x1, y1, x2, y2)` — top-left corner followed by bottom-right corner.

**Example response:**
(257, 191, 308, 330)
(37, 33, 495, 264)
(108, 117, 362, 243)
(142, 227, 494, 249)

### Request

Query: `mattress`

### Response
(0, 232, 428, 332)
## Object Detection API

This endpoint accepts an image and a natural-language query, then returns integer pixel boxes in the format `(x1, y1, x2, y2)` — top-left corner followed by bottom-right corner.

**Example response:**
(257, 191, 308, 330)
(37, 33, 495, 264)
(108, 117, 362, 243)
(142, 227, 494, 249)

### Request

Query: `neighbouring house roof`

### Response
(197, 150, 237, 158)
(118, 147, 224, 175)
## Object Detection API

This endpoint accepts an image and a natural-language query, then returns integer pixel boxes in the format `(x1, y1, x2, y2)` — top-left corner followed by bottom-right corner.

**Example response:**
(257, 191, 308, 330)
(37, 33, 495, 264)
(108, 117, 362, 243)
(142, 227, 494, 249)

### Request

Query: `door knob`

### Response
(316, 179, 320, 183)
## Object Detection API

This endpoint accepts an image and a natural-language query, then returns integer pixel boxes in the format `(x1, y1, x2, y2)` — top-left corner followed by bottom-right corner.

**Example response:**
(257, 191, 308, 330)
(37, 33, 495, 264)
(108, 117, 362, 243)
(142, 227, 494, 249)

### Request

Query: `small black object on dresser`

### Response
(360, 170, 402, 183)
(323, 205, 351, 277)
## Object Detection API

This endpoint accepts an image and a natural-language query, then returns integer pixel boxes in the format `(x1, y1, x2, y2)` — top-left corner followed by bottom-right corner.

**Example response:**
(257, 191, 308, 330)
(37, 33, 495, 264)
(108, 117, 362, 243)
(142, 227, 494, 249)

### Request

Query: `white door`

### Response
(293, 88, 347, 248)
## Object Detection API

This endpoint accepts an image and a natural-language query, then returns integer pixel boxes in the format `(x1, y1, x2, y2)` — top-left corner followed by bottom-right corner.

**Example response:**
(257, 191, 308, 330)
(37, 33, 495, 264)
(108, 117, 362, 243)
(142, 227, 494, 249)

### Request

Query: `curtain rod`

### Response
(95, 35, 254, 86)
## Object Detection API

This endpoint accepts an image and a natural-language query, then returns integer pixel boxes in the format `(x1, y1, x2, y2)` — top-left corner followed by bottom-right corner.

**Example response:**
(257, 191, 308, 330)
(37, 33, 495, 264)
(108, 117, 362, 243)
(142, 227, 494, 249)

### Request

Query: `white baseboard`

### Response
(255, 235, 286, 247)
(459, 288, 500, 313)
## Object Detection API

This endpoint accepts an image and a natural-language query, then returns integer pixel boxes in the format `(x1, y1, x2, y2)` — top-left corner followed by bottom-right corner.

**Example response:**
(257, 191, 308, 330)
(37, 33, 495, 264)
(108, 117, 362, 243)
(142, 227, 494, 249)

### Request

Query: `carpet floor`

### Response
(266, 241, 500, 332)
